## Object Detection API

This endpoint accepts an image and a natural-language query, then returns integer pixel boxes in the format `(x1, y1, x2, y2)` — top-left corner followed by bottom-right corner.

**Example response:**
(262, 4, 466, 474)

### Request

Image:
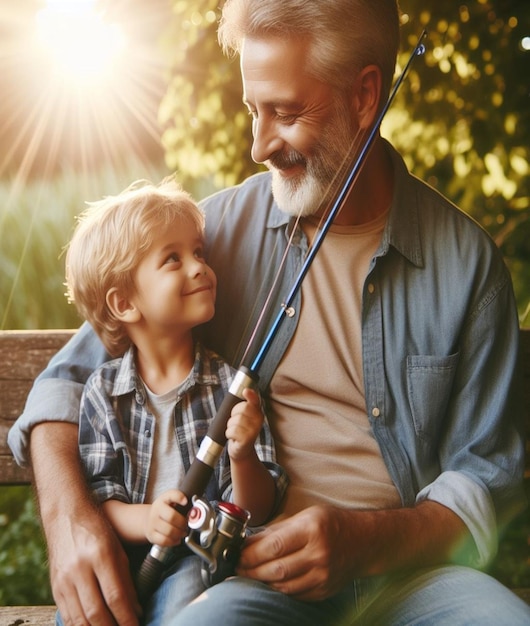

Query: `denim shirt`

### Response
(9, 142, 524, 567)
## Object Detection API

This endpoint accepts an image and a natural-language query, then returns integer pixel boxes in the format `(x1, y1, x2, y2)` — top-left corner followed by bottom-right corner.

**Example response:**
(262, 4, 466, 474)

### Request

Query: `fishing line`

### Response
(239, 120, 368, 361)
(239, 211, 304, 364)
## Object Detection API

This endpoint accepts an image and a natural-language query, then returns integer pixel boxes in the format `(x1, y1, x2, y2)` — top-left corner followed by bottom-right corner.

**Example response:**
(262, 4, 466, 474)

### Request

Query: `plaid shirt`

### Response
(78, 342, 287, 515)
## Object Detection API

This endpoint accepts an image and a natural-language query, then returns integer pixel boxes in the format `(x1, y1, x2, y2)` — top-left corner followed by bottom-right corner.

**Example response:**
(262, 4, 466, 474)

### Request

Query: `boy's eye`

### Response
(194, 247, 205, 260)
(165, 252, 180, 264)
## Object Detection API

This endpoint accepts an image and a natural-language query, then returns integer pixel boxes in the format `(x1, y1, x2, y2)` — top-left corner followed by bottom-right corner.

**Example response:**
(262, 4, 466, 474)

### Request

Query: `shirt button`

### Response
(368, 283, 375, 294)
(372, 407, 380, 418)
(144, 429, 151, 438)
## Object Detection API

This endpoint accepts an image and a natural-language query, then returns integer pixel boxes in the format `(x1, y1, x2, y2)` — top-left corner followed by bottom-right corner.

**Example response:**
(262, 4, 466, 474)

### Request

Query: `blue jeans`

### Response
(143, 554, 206, 624)
(167, 565, 530, 626)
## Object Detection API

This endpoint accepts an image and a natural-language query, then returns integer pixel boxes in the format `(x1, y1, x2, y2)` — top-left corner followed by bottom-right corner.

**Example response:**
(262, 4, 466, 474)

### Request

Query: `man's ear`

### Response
(351, 64, 382, 130)
(106, 287, 141, 323)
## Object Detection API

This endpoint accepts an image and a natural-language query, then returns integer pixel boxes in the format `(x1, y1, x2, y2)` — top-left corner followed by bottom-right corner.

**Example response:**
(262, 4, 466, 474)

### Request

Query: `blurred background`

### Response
(0, 0, 528, 605)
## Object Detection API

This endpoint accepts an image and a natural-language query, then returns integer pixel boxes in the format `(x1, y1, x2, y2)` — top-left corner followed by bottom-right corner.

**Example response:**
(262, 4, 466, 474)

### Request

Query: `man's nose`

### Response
(250, 119, 283, 164)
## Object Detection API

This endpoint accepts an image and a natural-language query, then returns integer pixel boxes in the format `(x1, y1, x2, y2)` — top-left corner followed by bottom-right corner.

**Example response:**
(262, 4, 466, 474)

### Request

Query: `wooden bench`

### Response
(0, 329, 529, 624)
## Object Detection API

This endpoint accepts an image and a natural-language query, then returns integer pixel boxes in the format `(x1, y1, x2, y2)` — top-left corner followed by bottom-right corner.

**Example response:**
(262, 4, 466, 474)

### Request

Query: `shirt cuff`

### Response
(415, 470, 496, 568)
(7, 377, 84, 467)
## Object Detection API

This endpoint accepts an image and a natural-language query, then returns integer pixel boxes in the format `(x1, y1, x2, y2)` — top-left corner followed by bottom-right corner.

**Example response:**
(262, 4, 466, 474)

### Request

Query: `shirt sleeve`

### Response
(78, 373, 130, 504)
(7, 378, 84, 466)
(415, 470, 496, 568)
(254, 413, 289, 518)
(7, 322, 110, 466)
(416, 272, 525, 567)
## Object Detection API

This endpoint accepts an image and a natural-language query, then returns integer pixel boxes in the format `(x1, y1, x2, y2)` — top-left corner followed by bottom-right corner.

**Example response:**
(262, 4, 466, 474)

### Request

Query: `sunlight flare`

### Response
(0, 0, 167, 181)
(34, 0, 126, 87)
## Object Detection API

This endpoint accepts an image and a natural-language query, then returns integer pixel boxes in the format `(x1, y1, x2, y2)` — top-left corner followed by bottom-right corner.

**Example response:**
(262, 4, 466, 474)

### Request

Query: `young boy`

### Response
(63, 178, 287, 623)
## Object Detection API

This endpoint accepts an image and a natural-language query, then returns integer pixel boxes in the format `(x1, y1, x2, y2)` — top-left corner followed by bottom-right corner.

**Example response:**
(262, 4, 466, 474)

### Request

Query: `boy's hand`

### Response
(226, 387, 263, 461)
(146, 489, 189, 546)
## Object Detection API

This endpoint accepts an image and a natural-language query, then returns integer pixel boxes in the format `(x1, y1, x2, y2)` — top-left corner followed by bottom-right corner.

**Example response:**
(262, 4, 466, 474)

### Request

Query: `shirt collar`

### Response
(112, 346, 138, 396)
(264, 141, 424, 268)
(266, 199, 291, 230)
(111, 341, 223, 398)
(381, 140, 424, 268)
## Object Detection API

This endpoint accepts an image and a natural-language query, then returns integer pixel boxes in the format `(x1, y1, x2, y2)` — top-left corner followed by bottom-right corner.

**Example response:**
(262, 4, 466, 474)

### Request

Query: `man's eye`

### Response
(276, 112, 296, 124)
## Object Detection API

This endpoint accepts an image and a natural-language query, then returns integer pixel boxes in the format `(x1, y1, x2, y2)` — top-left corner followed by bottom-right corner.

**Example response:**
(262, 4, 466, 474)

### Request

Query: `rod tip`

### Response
(415, 29, 428, 55)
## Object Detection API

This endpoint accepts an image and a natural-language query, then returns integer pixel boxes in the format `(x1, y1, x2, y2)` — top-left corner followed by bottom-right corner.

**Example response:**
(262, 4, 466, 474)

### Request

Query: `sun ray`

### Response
(0, 0, 168, 181)
(0, 0, 170, 329)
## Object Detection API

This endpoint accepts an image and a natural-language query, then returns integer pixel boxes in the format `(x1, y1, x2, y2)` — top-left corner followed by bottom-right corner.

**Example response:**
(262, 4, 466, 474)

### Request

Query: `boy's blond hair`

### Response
(65, 177, 205, 356)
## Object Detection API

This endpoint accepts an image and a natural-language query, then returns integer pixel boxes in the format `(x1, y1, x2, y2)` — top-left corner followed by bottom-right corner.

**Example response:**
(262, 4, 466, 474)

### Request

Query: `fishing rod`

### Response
(251, 30, 427, 373)
(135, 29, 428, 601)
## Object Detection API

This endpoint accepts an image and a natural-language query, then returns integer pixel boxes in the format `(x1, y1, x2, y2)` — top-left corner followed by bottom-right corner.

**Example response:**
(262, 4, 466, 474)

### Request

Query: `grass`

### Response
(0, 157, 170, 330)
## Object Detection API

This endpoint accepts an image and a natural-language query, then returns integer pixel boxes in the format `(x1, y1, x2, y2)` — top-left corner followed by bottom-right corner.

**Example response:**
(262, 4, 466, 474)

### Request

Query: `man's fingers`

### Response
(270, 566, 330, 601)
(54, 584, 83, 626)
(55, 571, 115, 626)
(237, 508, 341, 601)
(97, 555, 141, 625)
(238, 523, 303, 573)
(74, 572, 116, 626)
(51, 529, 141, 626)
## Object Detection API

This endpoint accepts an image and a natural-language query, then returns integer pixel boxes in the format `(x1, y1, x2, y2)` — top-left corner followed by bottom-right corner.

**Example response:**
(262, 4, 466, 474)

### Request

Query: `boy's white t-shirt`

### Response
(144, 385, 184, 502)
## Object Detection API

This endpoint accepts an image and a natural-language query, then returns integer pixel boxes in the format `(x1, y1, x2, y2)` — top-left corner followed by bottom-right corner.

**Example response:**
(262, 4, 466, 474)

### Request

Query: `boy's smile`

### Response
(130, 217, 217, 336)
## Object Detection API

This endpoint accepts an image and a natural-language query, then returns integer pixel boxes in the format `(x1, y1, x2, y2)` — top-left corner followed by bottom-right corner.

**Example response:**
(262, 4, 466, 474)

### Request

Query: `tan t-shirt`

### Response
(269, 211, 401, 518)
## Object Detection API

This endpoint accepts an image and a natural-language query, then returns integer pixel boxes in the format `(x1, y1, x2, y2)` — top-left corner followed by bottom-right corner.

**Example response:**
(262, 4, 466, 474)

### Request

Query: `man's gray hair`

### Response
(218, 0, 401, 101)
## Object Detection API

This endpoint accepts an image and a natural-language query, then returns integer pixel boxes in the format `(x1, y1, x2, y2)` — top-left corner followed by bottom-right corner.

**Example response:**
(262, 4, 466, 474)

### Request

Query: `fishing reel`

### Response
(185, 496, 250, 587)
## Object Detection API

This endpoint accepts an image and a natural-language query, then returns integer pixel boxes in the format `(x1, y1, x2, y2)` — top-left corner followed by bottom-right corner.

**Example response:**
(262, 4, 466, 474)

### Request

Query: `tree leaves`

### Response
(160, 0, 530, 315)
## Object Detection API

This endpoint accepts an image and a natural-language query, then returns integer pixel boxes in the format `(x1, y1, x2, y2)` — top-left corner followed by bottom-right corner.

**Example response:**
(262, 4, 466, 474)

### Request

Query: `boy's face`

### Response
(131, 218, 217, 335)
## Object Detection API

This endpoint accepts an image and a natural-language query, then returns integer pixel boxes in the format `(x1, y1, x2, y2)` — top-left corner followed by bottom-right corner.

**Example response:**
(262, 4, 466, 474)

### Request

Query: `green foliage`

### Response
(0, 486, 52, 605)
(0, 156, 169, 330)
(160, 0, 530, 318)
(488, 481, 530, 589)
(387, 0, 530, 321)
(159, 1, 257, 189)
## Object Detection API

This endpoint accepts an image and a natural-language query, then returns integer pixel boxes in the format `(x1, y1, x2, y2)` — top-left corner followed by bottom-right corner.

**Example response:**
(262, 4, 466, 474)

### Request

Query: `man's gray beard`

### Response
(270, 171, 324, 217)
(269, 106, 355, 218)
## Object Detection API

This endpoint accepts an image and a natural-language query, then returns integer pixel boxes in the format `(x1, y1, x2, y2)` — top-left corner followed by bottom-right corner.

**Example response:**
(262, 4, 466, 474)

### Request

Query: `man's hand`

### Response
(236, 501, 469, 602)
(31, 422, 141, 625)
(48, 508, 141, 626)
(236, 505, 349, 601)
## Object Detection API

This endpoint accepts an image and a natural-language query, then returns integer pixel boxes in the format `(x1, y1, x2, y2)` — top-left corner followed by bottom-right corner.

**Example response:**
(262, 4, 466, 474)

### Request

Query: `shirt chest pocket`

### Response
(406, 353, 459, 441)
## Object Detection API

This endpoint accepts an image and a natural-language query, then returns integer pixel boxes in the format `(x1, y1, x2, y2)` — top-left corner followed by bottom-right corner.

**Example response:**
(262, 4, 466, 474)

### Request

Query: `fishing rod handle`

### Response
(135, 366, 257, 601)
(178, 366, 258, 499)
(135, 545, 174, 604)
(202, 366, 257, 444)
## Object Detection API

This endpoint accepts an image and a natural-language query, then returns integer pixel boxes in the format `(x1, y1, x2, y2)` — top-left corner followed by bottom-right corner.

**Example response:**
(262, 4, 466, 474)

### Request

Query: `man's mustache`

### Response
(267, 150, 306, 170)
